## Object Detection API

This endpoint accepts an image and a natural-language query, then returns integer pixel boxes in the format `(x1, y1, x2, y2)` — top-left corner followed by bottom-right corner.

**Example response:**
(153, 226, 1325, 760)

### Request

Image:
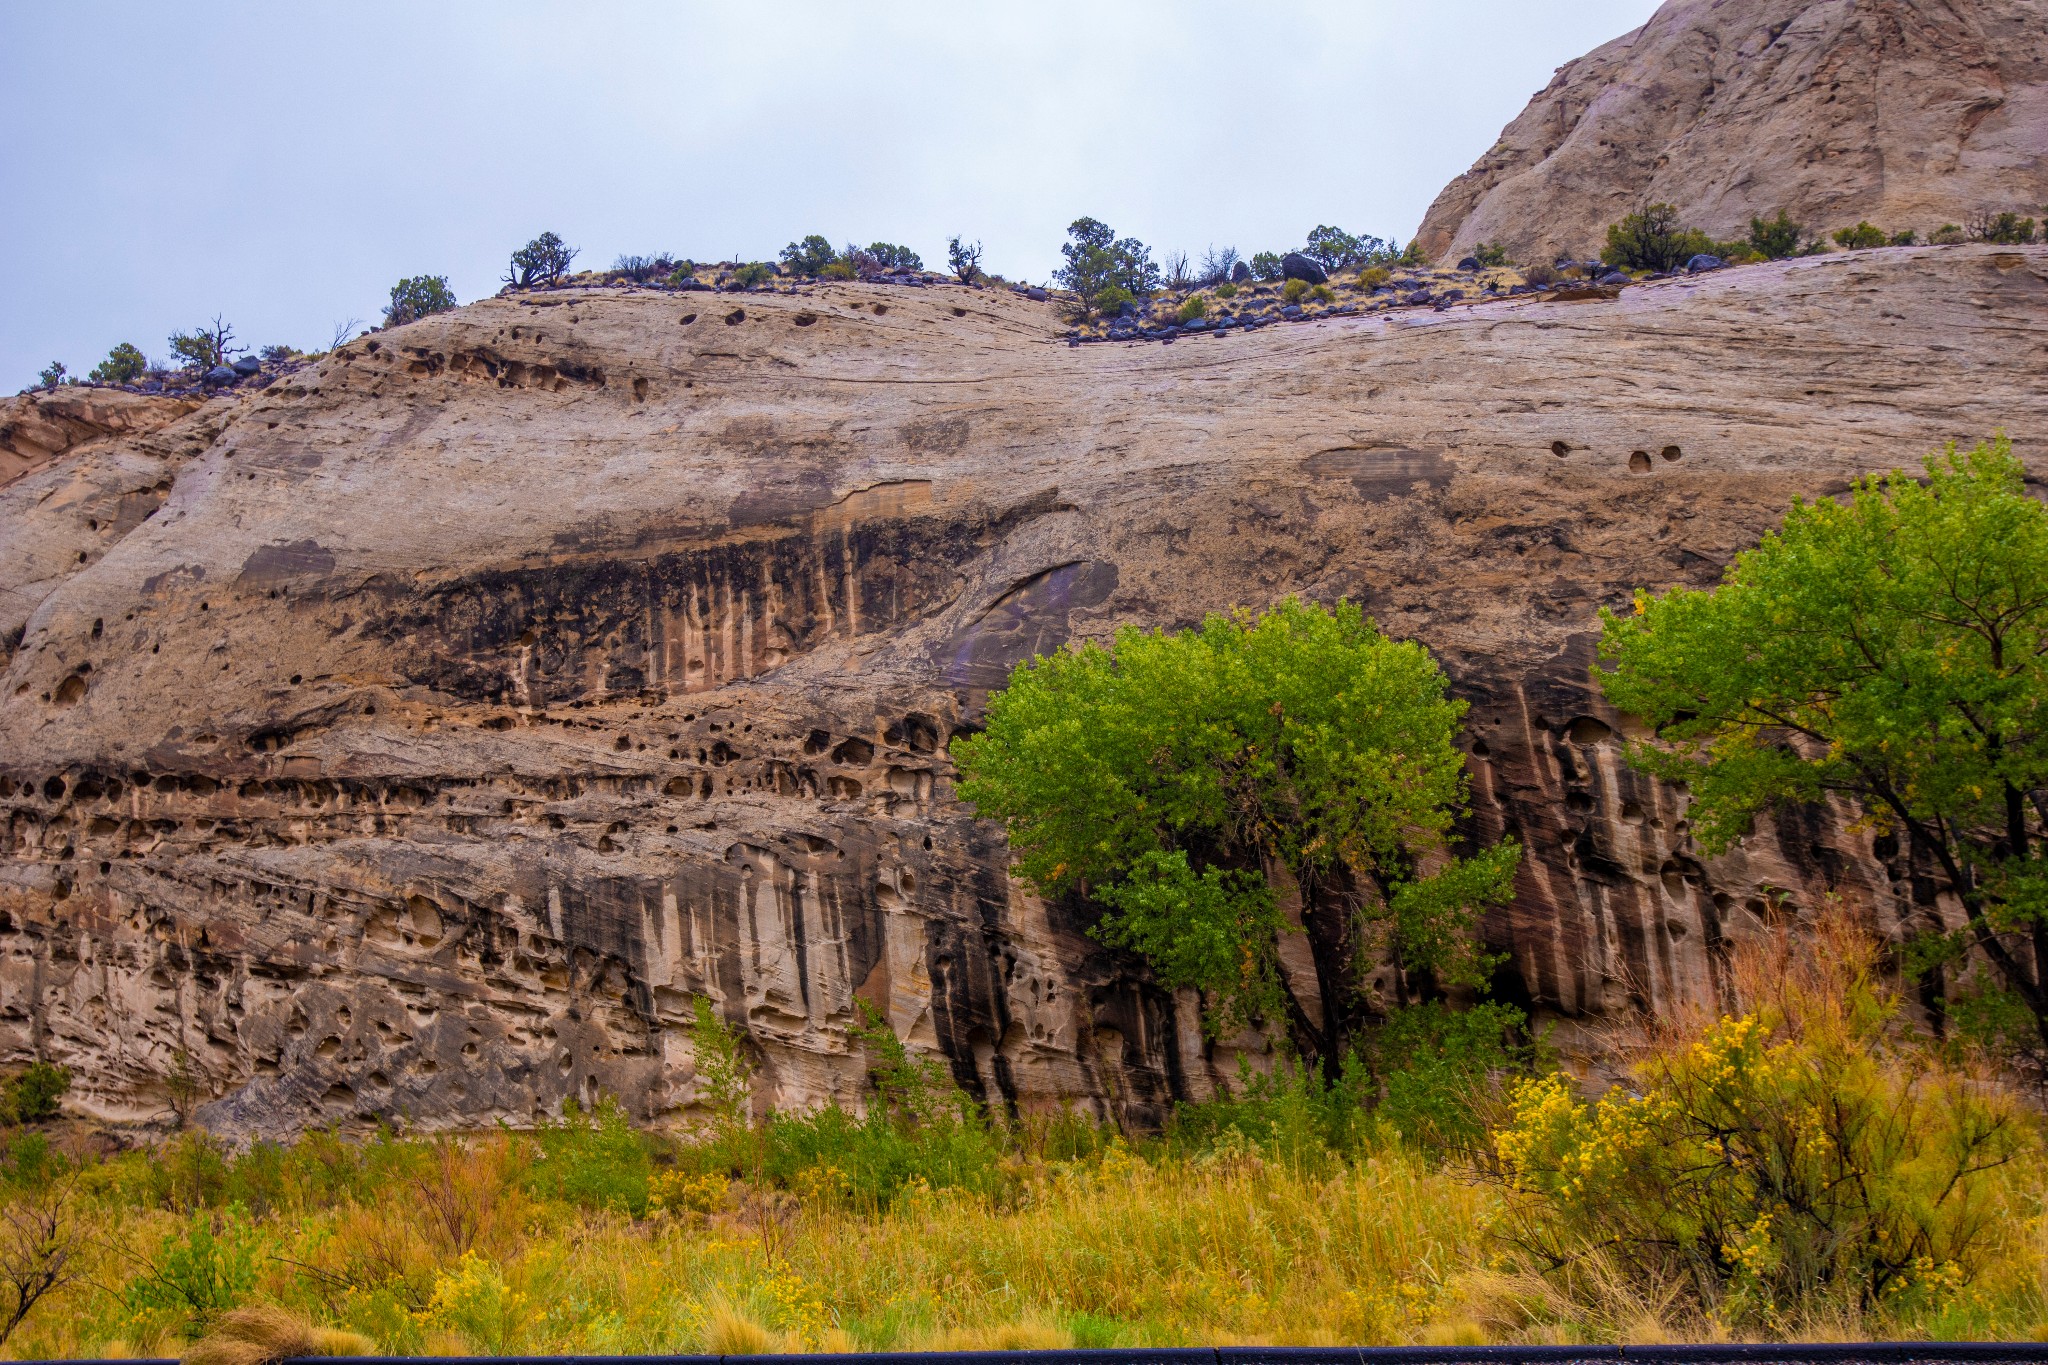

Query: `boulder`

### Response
(202, 366, 236, 386)
(1231, 261, 1253, 283)
(1415, 0, 2048, 265)
(1596, 270, 1631, 286)
(1686, 254, 1728, 273)
(1456, 256, 1482, 272)
(231, 356, 262, 378)
(1280, 304, 1304, 320)
(1280, 253, 1327, 285)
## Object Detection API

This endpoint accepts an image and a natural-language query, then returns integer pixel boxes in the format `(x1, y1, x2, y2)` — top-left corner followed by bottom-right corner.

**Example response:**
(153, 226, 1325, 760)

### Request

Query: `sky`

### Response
(0, 1, 1661, 391)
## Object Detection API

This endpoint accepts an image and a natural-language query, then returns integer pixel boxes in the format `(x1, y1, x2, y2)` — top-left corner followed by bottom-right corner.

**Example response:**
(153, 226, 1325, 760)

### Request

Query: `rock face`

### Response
(1415, 0, 2048, 265)
(2, 249, 2046, 1138)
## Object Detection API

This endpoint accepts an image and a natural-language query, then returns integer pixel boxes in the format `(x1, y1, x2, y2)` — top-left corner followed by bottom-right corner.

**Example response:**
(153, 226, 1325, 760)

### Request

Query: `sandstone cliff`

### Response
(1415, 0, 2048, 265)
(2, 248, 2045, 1137)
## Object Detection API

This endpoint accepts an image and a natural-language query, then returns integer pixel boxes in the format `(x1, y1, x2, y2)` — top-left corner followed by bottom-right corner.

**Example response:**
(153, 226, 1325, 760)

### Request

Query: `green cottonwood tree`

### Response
(1595, 437, 2048, 1039)
(953, 598, 1519, 1072)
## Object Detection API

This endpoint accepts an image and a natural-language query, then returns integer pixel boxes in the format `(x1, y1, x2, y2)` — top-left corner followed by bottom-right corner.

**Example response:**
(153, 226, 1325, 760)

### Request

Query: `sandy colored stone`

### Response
(0, 248, 2044, 1137)
(1416, 0, 2048, 265)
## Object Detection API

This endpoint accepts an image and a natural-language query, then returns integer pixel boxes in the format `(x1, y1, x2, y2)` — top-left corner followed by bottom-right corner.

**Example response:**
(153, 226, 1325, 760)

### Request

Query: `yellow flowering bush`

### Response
(1486, 918, 2025, 1330)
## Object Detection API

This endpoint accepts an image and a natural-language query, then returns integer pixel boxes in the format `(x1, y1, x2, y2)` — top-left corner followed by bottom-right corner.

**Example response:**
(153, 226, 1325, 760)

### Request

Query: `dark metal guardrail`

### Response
(44, 1347, 2048, 1365)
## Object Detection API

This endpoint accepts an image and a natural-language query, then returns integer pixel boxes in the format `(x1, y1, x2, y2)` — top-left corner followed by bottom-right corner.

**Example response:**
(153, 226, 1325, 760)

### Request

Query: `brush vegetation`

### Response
(3, 912, 2048, 1357)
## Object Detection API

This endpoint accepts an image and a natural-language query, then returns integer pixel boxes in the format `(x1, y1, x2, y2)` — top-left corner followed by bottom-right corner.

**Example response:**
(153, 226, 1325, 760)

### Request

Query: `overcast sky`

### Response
(1, 1, 1660, 391)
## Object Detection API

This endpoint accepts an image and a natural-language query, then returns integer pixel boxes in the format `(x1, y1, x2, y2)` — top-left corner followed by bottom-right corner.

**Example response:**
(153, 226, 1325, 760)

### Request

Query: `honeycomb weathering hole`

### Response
(1550, 440, 1570, 457)
(794, 314, 818, 327)
(1661, 444, 1683, 461)
(1628, 450, 1652, 473)
(1566, 715, 1615, 745)
(724, 310, 745, 325)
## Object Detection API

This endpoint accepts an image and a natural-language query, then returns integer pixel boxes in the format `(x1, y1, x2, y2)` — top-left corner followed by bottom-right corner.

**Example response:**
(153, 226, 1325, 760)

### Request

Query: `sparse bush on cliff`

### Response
(612, 253, 682, 283)
(1931, 223, 1967, 245)
(504, 231, 576, 287)
(1748, 209, 1804, 259)
(1358, 265, 1392, 289)
(34, 362, 66, 390)
(1215, 280, 1238, 299)
(863, 242, 923, 271)
(1889, 229, 1918, 246)
(1174, 294, 1207, 323)
(728, 262, 774, 289)
(167, 317, 238, 371)
(88, 343, 147, 386)
(1196, 245, 1240, 286)
(1601, 203, 1716, 272)
(383, 274, 457, 327)
(1971, 211, 2038, 244)
(1596, 435, 2048, 1047)
(1053, 217, 1159, 315)
(779, 235, 839, 277)
(954, 598, 1520, 1074)
(1302, 225, 1394, 272)
(1248, 250, 1284, 281)
(1832, 220, 1887, 250)
(1282, 277, 1309, 303)
(946, 236, 983, 284)
(1472, 241, 1509, 268)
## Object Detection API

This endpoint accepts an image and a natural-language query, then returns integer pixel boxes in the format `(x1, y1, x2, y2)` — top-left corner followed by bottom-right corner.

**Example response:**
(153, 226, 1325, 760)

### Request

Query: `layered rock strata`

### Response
(1416, 0, 2048, 266)
(2, 248, 2045, 1137)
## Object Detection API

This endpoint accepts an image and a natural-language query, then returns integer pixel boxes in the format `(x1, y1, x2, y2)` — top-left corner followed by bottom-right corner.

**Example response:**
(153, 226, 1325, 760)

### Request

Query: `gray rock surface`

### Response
(1, 251, 2045, 1137)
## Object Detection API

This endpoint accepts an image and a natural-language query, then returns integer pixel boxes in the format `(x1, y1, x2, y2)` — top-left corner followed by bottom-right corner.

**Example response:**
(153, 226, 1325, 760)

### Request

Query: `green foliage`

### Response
(1357, 265, 1392, 289)
(525, 1100, 653, 1215)
(34, 361, 65, 389)
(1972, 212, 2038, 245)
(505, 230, 576, 287)
(1174, 295, 1207, 323)
(1301, 225, 1394, 272)
(946, 235, 983, 284)
(1931, 223, 1967, 245)
(954, 599, 1519, 1065)
(1248, 250, 1284, 281)
(1310, 283, 1333, 304)
(1092, 284, 1135, 316)
(1367, 1002, 1529, 1151)
(1595, 436, 2048, 1038)
(1490, 929, 2021, 1329)
(89, 343, 147, 385)
(1602, 203, 1716, 272)
(1214, 280, 1238, 299)
(779, 234, 838, 276)
(1166, 1056, 1371, 1170)
(124, 1207, 259, 1337)
(0, 1064, 69, 1125)
(1833, 221, 1887, 250)
(1748, 209, 1804, 259)
(1889, 229, 1918, 247)
(383, 274, 457, 327)
(1472, 241, 1510, 268)
(1054, 217, 1159, 314)
(1281, 277, 1309, 304)
(864, 242, 923, 271)
(729, 261, 774, 288)
(850, 1000, 972, 1130)
(689, 996, 754, 1138)
(167, 317, 236, 371)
